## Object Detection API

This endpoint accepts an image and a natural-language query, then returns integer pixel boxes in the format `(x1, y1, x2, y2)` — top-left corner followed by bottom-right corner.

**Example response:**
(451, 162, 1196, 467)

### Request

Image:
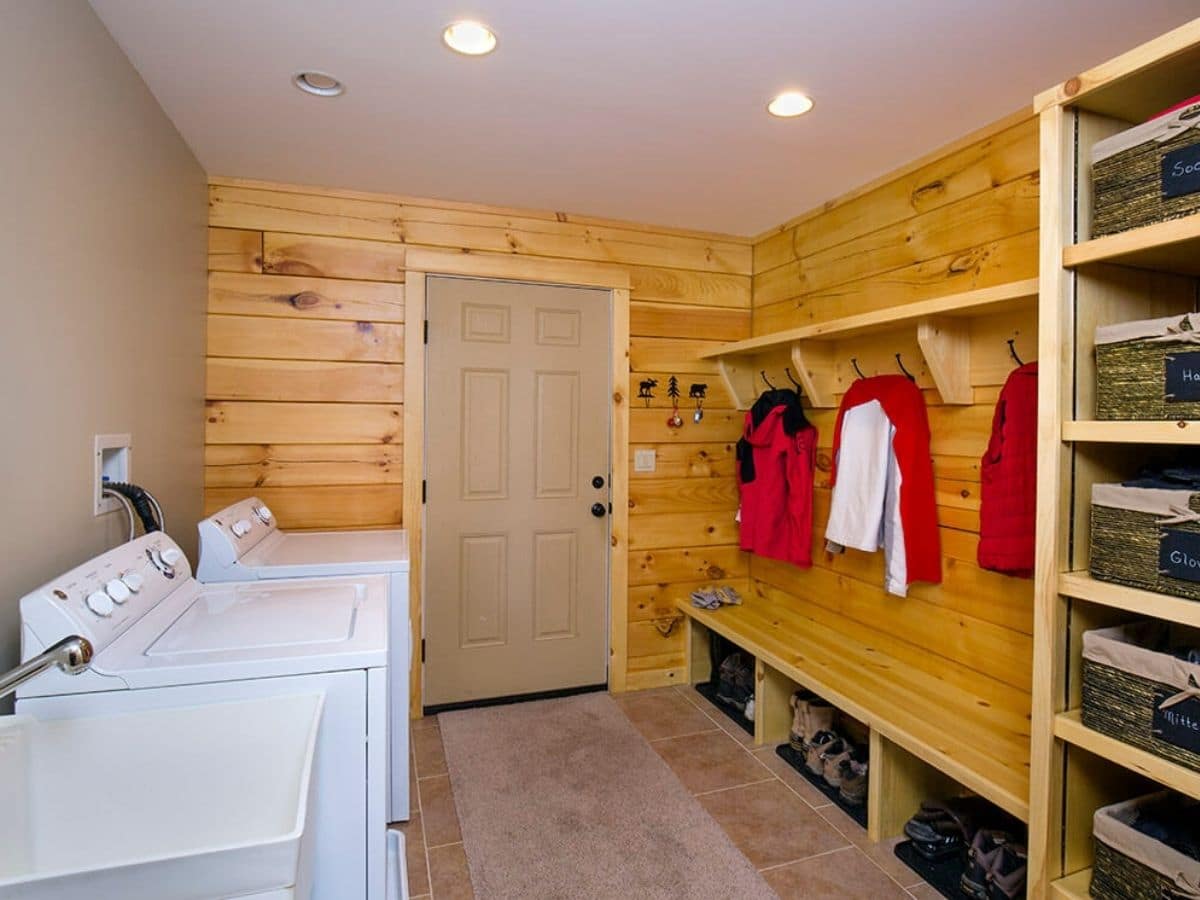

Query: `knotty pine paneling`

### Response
(206, 178, 752, 689)
(748, 113, 1038, 760)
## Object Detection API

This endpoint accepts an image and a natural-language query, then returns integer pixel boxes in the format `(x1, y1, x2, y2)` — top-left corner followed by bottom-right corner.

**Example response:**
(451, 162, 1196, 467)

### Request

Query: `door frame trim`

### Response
(404, 248, 631, 716)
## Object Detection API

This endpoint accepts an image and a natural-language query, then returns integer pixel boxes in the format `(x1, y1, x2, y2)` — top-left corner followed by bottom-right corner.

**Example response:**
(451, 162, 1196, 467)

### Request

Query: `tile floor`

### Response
(392, 685, 939, 899)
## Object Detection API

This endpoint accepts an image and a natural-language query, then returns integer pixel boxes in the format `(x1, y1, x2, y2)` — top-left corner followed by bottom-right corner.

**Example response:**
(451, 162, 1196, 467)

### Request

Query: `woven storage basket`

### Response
(1095, 312, 1200, 420)
(1092, 97, 1200, 238)
(1081, 620, 1200, 774)
(1090, 483, 1200, 600)
(1091, 792, 1200, 900)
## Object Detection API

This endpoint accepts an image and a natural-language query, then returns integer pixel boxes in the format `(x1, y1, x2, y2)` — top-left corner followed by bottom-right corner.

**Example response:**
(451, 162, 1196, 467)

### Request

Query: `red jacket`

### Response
(737, 405, 816, 568)
(828, 375, 941, 590)
(978, 362, 1038, 577)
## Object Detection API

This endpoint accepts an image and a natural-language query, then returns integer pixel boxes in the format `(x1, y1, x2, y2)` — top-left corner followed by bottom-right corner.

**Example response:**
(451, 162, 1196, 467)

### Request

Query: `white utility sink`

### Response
(0, 693, 323, 900)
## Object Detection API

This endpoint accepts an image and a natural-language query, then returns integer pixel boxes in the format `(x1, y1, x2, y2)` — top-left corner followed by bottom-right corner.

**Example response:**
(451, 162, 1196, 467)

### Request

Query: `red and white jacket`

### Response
(825, 375, 941, 596)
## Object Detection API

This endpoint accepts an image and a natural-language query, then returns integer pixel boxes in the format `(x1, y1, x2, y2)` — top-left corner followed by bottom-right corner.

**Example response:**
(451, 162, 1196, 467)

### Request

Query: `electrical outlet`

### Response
(633, 449, 656, 473)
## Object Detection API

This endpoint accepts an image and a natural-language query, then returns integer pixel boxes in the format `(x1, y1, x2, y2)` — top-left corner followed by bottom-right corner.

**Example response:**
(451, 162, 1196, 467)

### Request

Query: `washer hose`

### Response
(104, 482, 164, 534)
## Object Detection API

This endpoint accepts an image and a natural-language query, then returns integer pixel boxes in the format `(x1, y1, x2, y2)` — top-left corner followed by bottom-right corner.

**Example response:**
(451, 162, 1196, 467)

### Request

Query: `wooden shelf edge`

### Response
(1049, 867, 1092, 900)
(1055, 710, 1200, 801)
(1059, 572, 1200, 628)
(697, 278, 1038, 359)
(675, 599, 1030, 822)
(1063, 213, 1200, 273)
(1062, 419, 1200, 444)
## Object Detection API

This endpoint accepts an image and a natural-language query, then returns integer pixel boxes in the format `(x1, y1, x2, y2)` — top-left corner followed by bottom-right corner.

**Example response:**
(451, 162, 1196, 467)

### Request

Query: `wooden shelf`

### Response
(698, 278, 1037, 409)
(1055, 710, 1200, 801)
(1062, 419, 1200, 444)
(1049, 868, 1092, 900)
(1059, 572, 1200, 628)
(1064, 214, 1200, 277)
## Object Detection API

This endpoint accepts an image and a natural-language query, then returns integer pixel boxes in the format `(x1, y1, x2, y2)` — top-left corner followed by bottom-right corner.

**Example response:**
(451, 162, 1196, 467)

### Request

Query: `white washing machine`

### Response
(197, 497, 411, 822)
(16, 532, 406, 900)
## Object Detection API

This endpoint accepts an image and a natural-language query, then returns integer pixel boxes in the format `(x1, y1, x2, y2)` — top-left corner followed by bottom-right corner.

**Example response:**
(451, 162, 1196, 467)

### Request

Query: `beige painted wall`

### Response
(0, 1, 207, 682)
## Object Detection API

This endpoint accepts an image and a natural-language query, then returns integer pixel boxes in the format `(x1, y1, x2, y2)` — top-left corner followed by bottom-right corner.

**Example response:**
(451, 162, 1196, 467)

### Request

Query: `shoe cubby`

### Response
(690, 627, 756, 736)
(769, 677, 871, 828)
(886, 756, 1029, 900)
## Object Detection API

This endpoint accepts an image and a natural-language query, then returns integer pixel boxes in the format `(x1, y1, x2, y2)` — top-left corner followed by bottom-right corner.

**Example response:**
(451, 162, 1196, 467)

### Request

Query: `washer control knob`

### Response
(231, 519, 253, 538)
(86, 590, 114, 617)
(253, 504, 273, 525)
(105, 579, 131, 604)
(121, 571, 145, 593)
(161, 547, 183, 567)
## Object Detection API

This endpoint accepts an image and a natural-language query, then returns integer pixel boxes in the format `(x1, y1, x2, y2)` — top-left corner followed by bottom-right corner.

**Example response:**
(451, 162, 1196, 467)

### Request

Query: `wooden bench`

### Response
(676, 594, 1030, 839)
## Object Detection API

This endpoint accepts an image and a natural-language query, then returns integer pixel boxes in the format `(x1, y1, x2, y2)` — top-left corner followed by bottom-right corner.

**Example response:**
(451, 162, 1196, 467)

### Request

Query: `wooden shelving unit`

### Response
(1055, 710, 1200, 800)
(1049, 868, 1092, 900)
(1063, 214, 1200, 276)
(698, 278, 1037, 408)
(1030, 18, 1200, 899)
(1062, 419, 1200, 443)
(1059, 572, 1200, 629)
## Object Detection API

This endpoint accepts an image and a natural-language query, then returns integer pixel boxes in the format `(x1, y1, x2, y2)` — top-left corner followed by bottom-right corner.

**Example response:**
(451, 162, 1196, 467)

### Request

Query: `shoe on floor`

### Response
(961, 830, 1009, 900)
(986, 842, 1028, 900)
(716, 653, 754, 711)
(821, 742, 857, 788)
(838, 760, 868, 806)
(788, 692, 833, 751)
(805, 732, 843, 777)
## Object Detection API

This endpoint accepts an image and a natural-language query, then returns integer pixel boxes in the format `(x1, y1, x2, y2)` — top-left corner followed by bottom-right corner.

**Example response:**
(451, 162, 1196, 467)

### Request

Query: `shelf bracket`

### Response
(790, 341, 837, 408)
(917, 317, 972, 405)
(715, 353, 759, 410)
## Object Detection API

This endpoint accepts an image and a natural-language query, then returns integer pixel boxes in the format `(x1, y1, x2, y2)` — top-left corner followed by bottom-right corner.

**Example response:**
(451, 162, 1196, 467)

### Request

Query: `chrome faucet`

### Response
(0, 636, 94, 701)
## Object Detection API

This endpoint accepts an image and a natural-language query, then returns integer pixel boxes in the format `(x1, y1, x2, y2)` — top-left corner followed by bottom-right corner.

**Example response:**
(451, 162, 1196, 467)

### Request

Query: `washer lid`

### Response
(147, 581, 360, 656)
(97, 573, 389, 686)
(243, 529, 410, 575)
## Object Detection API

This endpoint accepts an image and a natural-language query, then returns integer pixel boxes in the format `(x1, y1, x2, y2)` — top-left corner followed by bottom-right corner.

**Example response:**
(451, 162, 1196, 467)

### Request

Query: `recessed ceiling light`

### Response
(767, 91, 814, 118)
(443, 20, 497, 56)
(293, 71, 344, 97)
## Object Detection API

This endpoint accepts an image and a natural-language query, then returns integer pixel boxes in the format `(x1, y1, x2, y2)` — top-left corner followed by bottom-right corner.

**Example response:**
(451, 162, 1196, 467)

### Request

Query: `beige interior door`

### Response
(424, 276, 611, 707)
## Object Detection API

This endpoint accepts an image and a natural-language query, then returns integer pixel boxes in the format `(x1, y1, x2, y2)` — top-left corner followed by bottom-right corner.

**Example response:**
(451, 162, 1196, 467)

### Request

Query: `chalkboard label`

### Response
(1153, 683, 1200, 755)
(1162, 142, 1200, 199)
(1165, 352, 1200, 401)
(1160, 528, 1200, 582)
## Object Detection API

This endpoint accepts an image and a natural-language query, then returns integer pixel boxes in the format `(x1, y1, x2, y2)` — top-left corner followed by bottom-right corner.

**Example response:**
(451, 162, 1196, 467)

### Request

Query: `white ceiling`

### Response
(90, 1, 1199, 236)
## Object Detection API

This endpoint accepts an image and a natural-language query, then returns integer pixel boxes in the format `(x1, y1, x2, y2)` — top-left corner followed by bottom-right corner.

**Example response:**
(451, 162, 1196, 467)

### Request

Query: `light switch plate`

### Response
(633, 449, 657, 473)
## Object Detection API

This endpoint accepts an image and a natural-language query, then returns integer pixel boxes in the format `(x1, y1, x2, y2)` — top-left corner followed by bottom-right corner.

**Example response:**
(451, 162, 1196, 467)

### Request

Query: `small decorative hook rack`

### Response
(689, 383, 708, 422)
(637, 377, 658, 407)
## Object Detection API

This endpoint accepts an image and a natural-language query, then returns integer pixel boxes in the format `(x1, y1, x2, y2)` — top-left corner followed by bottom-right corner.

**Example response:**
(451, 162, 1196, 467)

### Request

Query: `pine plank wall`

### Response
(751, 108, 1039, 773)
(204, 107, 1037, 708)
(204, 178, 753, 690)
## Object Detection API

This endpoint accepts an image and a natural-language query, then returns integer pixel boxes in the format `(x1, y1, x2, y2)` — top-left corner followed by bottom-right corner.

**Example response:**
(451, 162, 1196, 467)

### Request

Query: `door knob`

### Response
(590, 502, 607, 518)
(592, 475, 605, 489)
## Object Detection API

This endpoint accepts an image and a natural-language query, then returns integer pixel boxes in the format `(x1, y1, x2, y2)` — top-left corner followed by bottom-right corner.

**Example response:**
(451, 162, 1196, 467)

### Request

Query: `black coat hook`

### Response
(760, 370, 777, 390)
(1007, 338, 1024, 367)
(851, 358, 866, 380)
(784, 367, 804, 391)
(895, 353, 916, 382)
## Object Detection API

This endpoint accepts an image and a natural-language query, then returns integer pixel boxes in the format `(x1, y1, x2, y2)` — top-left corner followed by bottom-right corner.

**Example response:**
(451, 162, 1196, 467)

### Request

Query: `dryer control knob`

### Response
(231, 519, 252, 538)
(253, 504, 273, 525)
(160, 547, 183, 567)
(121, 571, 144, 593)
(86, 590, 114, 617)
(105, 579, 131, 604)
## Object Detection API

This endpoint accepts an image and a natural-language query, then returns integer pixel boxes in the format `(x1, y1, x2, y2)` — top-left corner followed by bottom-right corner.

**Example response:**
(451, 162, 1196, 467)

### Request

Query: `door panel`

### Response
(425, 276, 610, 706)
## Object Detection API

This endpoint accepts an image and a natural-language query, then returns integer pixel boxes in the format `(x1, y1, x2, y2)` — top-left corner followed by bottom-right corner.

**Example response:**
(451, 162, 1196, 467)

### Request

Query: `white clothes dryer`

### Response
(196, 497, 411, 822)
(17, 532, 404, 900)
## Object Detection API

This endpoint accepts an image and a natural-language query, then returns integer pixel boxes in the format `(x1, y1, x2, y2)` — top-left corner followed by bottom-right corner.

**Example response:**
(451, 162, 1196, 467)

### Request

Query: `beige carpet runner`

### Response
(439, 692, 776, 899)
